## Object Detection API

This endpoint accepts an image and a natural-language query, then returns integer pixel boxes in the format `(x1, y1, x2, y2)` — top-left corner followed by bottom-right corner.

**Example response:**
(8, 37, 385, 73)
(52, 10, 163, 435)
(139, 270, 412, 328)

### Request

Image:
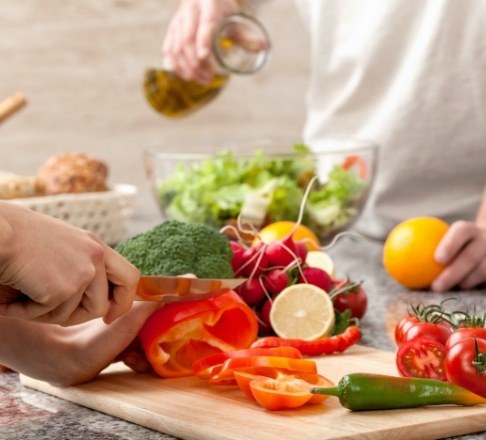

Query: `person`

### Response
(0, 201, 156, 384)
(162, 0, 486, 293)
(0, 201, 140, 326)
(0, 301, 157, 386)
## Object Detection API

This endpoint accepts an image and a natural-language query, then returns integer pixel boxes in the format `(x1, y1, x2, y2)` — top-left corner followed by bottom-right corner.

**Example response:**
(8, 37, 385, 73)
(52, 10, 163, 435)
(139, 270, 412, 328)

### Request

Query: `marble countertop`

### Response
(1, 213, 485, 440)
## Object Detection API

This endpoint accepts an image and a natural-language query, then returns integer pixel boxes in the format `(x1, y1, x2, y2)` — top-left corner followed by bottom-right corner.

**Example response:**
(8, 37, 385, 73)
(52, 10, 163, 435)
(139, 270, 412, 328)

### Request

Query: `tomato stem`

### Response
(472, 337, 486, 375)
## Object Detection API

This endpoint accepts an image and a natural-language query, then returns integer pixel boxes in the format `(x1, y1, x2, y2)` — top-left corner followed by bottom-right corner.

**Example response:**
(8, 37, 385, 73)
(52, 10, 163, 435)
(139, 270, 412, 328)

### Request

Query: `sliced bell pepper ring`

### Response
(208, 355, 318, 384)
(138, 290, 258, 378)
(193, 346, 303, 380)
(250, 377, 313, 410)
(234, 369, 333, 405)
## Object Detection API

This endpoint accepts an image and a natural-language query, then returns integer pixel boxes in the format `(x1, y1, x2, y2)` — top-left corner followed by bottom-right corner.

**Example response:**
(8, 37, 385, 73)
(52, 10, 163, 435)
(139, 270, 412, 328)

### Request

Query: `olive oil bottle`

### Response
(143, 68, 230, 118)
(143, 13, 270, 119)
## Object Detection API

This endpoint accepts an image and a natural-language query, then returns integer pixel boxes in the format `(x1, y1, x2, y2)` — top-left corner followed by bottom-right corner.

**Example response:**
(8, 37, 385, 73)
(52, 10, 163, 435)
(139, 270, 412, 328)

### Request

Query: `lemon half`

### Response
(269, 283, 335, 340)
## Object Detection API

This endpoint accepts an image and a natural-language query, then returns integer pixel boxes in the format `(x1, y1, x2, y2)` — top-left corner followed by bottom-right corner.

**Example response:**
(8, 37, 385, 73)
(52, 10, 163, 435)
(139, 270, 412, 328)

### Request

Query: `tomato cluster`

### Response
(394, 302, 486, 398)
(229, 235, 368, 336)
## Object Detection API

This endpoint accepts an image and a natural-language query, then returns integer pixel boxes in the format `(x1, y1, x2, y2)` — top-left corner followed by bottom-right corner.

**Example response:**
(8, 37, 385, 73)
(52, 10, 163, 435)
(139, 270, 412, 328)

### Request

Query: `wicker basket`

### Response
(10, 184, 137, 246)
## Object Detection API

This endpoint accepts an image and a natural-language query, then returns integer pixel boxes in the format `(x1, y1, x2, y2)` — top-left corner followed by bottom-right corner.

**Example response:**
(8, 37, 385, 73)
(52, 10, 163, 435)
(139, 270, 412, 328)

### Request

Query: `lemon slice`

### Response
(269, 283, 335, 340)
(305, 251, 335, 277)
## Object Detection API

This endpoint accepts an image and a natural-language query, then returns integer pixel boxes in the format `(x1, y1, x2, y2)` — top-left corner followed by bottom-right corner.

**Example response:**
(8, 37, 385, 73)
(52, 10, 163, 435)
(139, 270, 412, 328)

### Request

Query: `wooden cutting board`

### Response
(20, 345, 486, 440)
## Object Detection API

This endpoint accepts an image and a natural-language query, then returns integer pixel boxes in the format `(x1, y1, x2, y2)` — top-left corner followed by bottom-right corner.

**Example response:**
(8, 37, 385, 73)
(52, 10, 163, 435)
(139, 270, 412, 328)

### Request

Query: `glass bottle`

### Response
(143, 13, 271, 118)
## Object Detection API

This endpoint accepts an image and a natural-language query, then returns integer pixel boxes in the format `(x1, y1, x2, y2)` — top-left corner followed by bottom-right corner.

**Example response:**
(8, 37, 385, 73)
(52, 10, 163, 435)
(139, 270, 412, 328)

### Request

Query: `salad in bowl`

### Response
(144, 139, 377, 242)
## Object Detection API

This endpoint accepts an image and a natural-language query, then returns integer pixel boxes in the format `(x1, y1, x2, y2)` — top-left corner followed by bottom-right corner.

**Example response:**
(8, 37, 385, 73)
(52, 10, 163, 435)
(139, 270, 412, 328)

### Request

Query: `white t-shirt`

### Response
(294, 0, 486, 239)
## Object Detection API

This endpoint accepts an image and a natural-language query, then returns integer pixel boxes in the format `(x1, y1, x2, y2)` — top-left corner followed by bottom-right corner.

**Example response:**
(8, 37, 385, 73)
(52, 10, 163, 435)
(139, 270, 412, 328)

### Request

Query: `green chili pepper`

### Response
(310, 373, 486, 411)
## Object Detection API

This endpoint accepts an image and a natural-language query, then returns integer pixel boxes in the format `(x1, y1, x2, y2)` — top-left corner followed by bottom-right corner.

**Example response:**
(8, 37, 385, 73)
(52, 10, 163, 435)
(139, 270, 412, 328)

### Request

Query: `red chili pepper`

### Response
(250, 325, 361, 356)
(138, 290, 258, 378)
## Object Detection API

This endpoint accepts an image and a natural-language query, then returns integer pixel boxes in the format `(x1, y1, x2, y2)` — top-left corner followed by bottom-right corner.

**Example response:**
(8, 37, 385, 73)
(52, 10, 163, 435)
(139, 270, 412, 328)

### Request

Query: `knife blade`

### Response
(135, 275, 246, 303)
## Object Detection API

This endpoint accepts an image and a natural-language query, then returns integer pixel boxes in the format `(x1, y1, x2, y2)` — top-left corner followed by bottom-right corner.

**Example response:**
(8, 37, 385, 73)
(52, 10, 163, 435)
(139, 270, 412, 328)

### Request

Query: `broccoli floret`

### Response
(115, 220, 234, 279)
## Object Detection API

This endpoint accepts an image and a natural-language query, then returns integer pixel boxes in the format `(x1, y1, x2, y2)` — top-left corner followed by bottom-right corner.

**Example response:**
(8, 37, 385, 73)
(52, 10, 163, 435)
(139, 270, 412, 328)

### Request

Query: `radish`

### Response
(262, 268, 289, 294)
(294, 240, 308, 263)
(256, 298, 273, 333)
(265, 234, 298, 267)
(297, 266, 334, 292)
(230, 241, 247, 273)
(236, 277, 266, 305)
(235, 242, 269, 277)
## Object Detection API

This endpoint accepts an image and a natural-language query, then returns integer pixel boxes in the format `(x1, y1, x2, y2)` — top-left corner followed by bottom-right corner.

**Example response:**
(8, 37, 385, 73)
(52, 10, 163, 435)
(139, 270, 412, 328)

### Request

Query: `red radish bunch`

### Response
(229, 232, 339, 335)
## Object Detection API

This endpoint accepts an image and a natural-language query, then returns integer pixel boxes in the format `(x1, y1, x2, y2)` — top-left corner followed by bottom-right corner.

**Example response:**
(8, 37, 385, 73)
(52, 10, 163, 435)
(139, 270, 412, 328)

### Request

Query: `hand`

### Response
(0, 202, 140, 326)
(163, 0, 241, 83)
(0, 302, 161, 386)
(432, 220, 486, 291)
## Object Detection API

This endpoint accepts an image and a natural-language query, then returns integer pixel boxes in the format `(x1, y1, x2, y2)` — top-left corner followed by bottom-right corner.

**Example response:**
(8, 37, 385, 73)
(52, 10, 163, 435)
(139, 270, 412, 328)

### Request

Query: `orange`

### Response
(255, 221, 321, 251)
(382, 216, 449, 290)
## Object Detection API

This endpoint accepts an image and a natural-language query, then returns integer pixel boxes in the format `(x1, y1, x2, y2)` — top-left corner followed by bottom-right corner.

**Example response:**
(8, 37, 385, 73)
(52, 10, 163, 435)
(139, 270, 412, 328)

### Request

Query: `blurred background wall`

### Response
(0, 0, 309, 218)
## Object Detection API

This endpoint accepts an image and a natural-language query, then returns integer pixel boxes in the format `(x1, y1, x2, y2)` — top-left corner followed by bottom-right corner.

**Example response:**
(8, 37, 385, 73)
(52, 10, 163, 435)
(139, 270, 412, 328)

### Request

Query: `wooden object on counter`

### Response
(20, 345, 486, 440)
(0, 92, 27, 124)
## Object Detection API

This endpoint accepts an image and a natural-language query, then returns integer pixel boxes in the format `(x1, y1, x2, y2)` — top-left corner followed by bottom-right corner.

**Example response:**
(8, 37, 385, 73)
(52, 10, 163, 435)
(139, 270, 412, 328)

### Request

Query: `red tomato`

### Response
(446, 327, 486, 350)
(396, 338, 447, 381)
(395, 316, 420, 346)
(332, 280, 368, 319)
(341, 154, 368, 179)
(400, 321, 452, 347)
(445, 337, 486, 398)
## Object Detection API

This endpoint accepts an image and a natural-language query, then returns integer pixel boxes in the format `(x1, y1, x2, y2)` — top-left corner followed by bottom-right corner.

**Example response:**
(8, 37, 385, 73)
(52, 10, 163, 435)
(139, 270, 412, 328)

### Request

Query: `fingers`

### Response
(434, 221, 476, 265)
(102, 245, 140, 324)
(458, 259, 486, 290)
(122, 350, 152, 373)
(163, 0, 221, 83)
(59, 244, 109, 325)
(0, 277, 89, 323)
(432, 221, 486, 291)
(60, 302, 161, 385)
(0, 240, 138, 326)
(164, 2, 200, 80)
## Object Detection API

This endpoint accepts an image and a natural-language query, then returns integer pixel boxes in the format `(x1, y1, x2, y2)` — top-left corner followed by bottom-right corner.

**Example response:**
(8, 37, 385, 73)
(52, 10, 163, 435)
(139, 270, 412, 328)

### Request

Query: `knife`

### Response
(136, 275, 246, 303)
(0, 276, 246, 305)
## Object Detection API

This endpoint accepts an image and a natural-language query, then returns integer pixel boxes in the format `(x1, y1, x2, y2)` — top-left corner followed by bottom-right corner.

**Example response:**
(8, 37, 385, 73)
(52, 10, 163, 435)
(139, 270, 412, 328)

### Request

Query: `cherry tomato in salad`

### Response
(332, 280, 368, 319)
(400, 321, 452, 347)
(446, 327, 486, 350)
(445, 337, 486, 398)
(396, 338, 447, 381)
(341, 154, 368, 179)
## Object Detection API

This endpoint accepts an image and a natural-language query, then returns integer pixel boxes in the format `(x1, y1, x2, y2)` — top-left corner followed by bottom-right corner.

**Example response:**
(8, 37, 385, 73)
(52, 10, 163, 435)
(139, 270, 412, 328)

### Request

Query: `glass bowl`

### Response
(143, 139, 378, 244)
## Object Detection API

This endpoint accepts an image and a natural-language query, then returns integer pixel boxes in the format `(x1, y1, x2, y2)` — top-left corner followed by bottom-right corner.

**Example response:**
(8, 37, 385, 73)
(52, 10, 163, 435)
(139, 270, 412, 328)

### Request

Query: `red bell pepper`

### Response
(138, 290, 258, 378)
